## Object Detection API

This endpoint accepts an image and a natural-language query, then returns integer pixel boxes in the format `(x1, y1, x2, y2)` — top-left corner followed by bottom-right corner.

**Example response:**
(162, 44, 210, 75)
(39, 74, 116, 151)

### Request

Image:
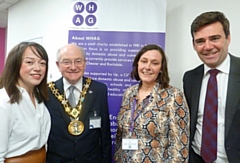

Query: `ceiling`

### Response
(0, 0, 20, 28)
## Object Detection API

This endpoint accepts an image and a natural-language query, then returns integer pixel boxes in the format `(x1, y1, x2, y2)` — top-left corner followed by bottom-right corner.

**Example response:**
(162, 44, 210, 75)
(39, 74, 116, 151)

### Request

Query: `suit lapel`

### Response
(78, 77, 92, 122)
(190, 66, 204, 139)
(225, 55, 240, 137)
(54, 78, 71, 125)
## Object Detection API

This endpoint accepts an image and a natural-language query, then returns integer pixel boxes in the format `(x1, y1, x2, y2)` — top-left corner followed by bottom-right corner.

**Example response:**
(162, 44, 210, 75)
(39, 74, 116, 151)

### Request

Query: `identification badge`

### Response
(122, 138, 138, 150)
(89, 116, 101, 129)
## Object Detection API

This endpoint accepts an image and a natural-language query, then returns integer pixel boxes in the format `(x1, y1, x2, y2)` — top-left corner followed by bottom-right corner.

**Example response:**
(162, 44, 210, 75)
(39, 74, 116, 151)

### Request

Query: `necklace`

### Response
(48, 77, 92, 135)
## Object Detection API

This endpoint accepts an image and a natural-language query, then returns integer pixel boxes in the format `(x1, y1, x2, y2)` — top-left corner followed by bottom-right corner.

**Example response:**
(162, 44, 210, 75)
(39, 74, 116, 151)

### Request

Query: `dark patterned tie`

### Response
(68, 85, 76, 107)
(201, 69, 219, 163)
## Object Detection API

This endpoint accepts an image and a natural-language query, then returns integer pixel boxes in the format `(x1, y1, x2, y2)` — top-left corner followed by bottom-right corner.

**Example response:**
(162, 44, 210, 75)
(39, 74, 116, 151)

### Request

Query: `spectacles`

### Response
(59, 59, 85, 67)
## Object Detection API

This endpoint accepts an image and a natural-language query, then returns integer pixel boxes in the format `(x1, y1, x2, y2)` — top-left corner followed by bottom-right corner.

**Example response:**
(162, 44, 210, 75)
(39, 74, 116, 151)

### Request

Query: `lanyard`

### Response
(129, 96, 151, 137)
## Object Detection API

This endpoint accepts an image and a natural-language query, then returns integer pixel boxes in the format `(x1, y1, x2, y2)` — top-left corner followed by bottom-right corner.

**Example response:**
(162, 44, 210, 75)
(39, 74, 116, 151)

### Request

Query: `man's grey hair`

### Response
(56, 44, 86, 61)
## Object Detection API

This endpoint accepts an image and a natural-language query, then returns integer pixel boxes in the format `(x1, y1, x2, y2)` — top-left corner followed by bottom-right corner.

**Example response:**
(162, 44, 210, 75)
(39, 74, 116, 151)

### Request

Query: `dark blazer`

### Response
(45, 77, 111, 163)
(183, 54, 240, 163)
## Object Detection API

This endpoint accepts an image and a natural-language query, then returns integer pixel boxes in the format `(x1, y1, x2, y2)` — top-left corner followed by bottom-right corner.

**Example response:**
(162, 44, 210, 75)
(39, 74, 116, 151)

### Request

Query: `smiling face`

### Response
(138, 50, 162, 86)
(18, 47, 47, 90)
(56, 44, 86, 85)
(193, 22, 230, 68)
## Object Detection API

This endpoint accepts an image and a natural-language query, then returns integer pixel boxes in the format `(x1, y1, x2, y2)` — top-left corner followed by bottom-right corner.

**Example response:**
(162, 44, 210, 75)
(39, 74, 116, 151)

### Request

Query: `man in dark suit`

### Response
(45, 44, 111, 163)
(183, 11, 240, 163)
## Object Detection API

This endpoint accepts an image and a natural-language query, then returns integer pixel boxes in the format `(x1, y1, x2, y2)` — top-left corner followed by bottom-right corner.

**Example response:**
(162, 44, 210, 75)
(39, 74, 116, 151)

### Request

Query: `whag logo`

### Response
(72, 1, 97, 26)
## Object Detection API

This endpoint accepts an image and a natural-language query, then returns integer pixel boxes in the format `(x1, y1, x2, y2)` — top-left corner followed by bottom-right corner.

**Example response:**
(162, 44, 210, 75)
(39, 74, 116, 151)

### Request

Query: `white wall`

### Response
(7, 0, 71, 79)
(7, 0, 240, 90)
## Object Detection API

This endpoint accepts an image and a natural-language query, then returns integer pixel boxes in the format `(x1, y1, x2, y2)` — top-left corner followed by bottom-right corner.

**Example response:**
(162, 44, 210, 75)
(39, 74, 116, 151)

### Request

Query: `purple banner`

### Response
(68, 30, 165, 158)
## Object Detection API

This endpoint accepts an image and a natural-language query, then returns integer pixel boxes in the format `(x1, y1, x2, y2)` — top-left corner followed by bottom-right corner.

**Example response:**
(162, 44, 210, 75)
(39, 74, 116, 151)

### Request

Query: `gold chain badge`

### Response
(48, 78, 92, 135)
(48, 77, 92, 119)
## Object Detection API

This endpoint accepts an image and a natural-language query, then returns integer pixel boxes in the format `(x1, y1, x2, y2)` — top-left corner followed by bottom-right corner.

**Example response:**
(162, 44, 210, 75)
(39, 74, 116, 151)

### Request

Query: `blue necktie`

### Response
(201, 69, 219, 163)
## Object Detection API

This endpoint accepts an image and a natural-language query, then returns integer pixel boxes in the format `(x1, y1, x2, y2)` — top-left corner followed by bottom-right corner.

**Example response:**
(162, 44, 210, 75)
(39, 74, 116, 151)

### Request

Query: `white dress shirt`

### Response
(192, 54, 230, 163)
(0, 87, 51, 163)
(63, 77, 83, 103)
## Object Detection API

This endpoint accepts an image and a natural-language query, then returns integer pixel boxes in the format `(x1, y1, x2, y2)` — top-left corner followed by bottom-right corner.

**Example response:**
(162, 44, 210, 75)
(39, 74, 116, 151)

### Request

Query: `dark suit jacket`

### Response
(45, 77, 111, 163)
(183, 54, 240, 163)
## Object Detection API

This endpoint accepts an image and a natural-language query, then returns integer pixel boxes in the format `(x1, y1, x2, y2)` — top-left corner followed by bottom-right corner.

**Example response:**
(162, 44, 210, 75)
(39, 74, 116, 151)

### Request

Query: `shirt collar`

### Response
(204, 54, 230, 75)
(17, 85, 25, 93)
(63, 77, 83, 92)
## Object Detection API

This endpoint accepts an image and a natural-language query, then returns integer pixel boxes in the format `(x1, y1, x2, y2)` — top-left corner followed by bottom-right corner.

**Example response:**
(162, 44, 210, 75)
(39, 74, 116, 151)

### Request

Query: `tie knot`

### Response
(69, 85, 75, 93)
(208, 69, 219, 76)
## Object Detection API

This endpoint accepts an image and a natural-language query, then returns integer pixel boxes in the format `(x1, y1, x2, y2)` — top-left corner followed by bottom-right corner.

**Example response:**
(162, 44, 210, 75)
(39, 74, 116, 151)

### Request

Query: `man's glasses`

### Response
(59, 59, 84, 67)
